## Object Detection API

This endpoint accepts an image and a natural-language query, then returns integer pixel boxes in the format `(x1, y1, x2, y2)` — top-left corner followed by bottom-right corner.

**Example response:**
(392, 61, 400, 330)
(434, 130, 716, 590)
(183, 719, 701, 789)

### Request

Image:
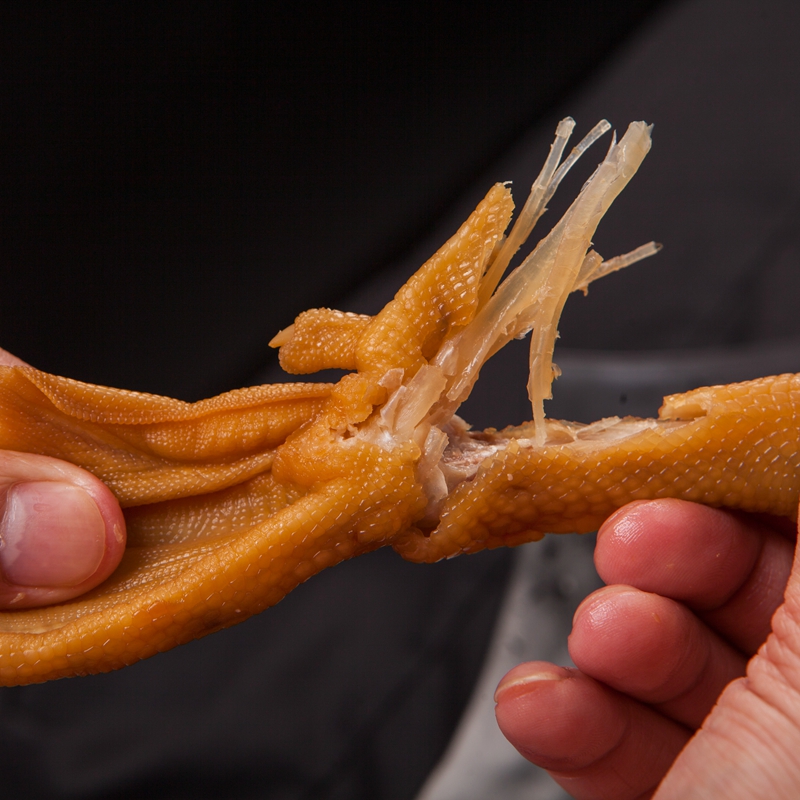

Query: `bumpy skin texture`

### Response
(0, 185, 510, 684)
(0, 179, 797, 685)
(394, 376, 800, 562)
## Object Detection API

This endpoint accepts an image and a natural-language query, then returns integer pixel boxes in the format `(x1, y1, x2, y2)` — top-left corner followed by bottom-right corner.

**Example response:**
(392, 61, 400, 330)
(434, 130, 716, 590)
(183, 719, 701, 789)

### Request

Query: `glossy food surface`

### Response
(0, 121, 794, 686)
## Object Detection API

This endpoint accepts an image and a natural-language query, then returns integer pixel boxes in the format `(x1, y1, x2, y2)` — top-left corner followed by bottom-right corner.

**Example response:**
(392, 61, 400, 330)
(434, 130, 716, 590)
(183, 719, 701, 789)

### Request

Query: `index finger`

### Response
(595, 499, 794, 654)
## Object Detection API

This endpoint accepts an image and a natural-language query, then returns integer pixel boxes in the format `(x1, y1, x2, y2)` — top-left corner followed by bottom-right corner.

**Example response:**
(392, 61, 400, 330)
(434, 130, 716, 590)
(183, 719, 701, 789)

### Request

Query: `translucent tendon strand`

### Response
(573, 250, 604, 298)
(392, 365, 447, 440)
(528, 211, 585, 444)
(476, 118, 575, 310)
(570, 129, 620, 202)
(480, 215, 573, 352)
(573, 241, 662, 294)
(528, 124, 653, 442)
(528, 122, 653, 445)
(544, 119, 612, 206)
(478, 119, 612, 312)
(477, 118, 574, 308)
(604, 130, 618, 160)
(427, 122, 652, 435)
(437, 216, 569, 414)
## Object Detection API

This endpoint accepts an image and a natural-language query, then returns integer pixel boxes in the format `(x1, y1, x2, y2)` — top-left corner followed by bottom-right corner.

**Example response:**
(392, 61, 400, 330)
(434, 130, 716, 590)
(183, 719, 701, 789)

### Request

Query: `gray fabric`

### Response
(551, 341, 800, 422)
(417, 536, 600, 800)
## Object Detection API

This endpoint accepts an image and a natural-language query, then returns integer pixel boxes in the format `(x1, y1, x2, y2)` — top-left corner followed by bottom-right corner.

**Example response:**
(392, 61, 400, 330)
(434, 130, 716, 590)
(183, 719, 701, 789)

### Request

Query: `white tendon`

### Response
(430, 120, 656, 444)
(524, 122, 653, 442)
(369, 119, 658, 508)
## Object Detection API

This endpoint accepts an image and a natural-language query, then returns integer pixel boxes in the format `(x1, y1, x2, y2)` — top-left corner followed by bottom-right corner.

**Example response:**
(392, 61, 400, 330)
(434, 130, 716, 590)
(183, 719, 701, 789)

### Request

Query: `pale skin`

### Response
(495, 498, 800, 798)
(0, 348, 126, 609)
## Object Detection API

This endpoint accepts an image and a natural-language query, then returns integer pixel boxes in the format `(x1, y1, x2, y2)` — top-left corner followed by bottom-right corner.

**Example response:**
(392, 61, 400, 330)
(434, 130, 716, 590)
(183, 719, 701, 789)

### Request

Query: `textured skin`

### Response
(394, 376, 800, 561)
(273, 309, 372, 374)
(0, 185, 507, 684)
(0, 181, 797, 685)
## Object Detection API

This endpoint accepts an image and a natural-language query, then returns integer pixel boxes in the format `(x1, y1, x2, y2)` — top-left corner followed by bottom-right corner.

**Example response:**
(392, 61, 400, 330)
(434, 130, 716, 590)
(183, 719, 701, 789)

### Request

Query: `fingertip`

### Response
(494, 661, 570, 703)
(595, 499, 662, 587)
(569, 585, 640, 656)
(495, 660, 691, 798)
(596, 499, 763, 609)
(568, 586, 684, 700)
(596, 498, 686, 573)
(495, 662, 648, 782)
(0, 453, 126, 608)
(495, 662, 591, 768)
(67, 469, 127, 587)
(495, 662, 627, 772)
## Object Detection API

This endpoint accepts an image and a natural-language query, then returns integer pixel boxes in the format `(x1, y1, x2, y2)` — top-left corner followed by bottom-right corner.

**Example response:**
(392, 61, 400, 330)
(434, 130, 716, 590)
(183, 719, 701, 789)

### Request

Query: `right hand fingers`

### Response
(567, 500, 792, 732)
(594, 498, 794, 653)
(495, 661, 690, 800)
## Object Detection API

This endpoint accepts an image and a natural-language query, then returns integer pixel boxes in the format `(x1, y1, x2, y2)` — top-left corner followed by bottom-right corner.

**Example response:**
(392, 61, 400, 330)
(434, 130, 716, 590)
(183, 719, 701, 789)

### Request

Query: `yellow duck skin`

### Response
(0, 119, 796, 686)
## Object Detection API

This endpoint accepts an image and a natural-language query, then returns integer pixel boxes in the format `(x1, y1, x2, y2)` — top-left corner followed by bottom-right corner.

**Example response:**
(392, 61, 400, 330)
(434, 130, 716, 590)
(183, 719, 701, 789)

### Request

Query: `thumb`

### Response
(0, 451, 125, 609)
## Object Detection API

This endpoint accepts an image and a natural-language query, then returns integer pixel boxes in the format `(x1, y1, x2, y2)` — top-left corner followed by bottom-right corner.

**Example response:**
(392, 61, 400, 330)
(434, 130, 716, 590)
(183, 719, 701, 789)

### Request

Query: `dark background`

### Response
(9, 2, 800, 799)
(0, 4, 679, 799)
(0, 1, 668, 400)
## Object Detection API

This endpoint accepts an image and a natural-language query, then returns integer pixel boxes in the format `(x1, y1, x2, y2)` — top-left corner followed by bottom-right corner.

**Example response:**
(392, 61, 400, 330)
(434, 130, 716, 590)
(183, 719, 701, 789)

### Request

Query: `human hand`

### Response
(0, 347, 125, 608)
(494, 498, 800, 799)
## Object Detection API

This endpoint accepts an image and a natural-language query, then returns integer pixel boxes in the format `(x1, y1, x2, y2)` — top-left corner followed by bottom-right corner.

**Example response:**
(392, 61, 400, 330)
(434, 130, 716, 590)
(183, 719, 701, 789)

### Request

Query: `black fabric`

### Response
(0, 2, 667, 400)
(0, 549, 510, 800)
